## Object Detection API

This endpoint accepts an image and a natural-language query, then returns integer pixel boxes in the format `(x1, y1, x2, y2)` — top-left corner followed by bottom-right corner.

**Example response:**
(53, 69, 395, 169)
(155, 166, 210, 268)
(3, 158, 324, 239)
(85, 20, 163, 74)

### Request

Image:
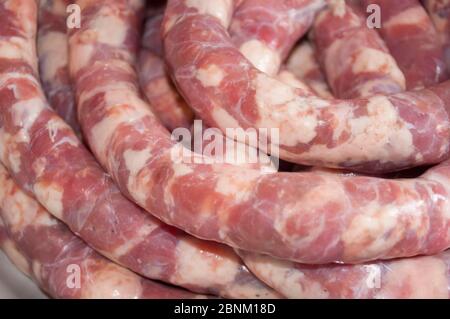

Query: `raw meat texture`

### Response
(138, 9, 194, 130)
(0, 0, 278, 299)
(138, 50, 194, 130)
(423, 0, 450, 70)
(313, 1, 405, 98)
(163, 0, 450, 173)
(286, 41, 333, 98)
(0, 164, 204, 299)
(69, 0, 450, 264)
(229, 0, 326, 75)
(238, 249, 450, 299)
(38, 0, 80, 135)
(139, 2, 278, 170)
(362, 0, 448, 89)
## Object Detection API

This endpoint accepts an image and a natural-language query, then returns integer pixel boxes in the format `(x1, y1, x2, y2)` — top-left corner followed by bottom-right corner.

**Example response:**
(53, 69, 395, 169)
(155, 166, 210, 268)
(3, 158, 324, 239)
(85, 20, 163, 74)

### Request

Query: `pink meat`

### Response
(313, 1, 406, 98)
(135, 0, 277, 167)
(139, 3, 276, 168)
(286, 41, 333, 99)
(0, 0, 277, 299)
(229, 0, 325, 75)
(162, 0, 450, 173)
(141, 8, 165, 56)
(37, 0, 80, 136)
(362, 0, 448, 89)
(238, 23, 448, 298)
(138, 11, 194, 131)
(230, 0, 318, 92)
(0, 164, 203, 299)
(70, 0, 450, 264)
(423, 0, 450, 71)
(238, 249, 450, 298)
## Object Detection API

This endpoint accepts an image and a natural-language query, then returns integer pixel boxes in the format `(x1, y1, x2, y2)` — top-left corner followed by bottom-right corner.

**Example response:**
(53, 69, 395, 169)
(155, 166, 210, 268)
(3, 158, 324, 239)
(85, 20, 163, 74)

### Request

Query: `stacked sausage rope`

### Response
(164, 1, 450, 173)
(229, 0, 327, 75)
(138, 7, 194, 131)
(313, 1, 406, 98)
(1, 0, 450, 298)
(238, 1, 450, 298)
(159, 0, 450, 297)
(70, 0, 450, 264)
(163, 0, 449, 298)
(286, 41, 334, 98)
(424, 0, 450, 71)
(0, 0, 279, 299)
(0, 163, 205, 299)
(365, 0, 448, 89)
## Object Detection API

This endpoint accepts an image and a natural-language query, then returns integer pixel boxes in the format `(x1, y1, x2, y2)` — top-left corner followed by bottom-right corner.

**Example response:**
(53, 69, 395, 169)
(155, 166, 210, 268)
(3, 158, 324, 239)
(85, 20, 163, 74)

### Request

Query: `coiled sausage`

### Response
(0, 0, 277, 298)
(70, 0, 450, 264)
(163, 0, 450, 173)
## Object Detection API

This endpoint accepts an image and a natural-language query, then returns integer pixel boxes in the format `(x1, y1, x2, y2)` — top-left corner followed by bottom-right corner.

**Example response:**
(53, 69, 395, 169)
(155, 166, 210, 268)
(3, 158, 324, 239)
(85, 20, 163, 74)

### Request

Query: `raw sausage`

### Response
(0, 0, 277, 298)
(238, 33, 447, 298)
(229, 0, 325, 75)
(229, 0, 317, 93)
(70, 0, 450, 264)
(313, 0, 405, 98)
(138, 9, 194, 130)
(38, 0, 80, 135)
(138, 50, 194, 130)
(362, 0, 448, 89)
(163, 0, 450, 173)
(140, 3, 277, 168)
(238, 249, 450, 298)
(0, 164, 204, 299)
(286, 41, 333, 99)
(423, 0, 450, 70)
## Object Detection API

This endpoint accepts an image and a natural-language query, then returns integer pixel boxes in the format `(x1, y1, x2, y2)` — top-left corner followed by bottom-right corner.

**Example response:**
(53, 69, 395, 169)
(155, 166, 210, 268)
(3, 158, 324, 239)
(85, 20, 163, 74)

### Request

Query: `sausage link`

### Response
(238, 249, 450, 298)
(141, 7, 164, 56)
(229, 0, 325, 75)
(362, 0, 448, 89)
(138, 0, 322, 130)
(70, 0, 450, 264)
(313, 1, 405, 98)
(37, 0, 80, 135)
(423, 0, 450, 71)
(230, 0, 319, 93)
(0, 164, 204, 299)
(139, 4, 279, 167)
(286, 41, 333, 99)
(0, 0, 277, 298)
(163, 0, 450, 173)
(138, 9, 194, 130)
(0, 218, 32, 278)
